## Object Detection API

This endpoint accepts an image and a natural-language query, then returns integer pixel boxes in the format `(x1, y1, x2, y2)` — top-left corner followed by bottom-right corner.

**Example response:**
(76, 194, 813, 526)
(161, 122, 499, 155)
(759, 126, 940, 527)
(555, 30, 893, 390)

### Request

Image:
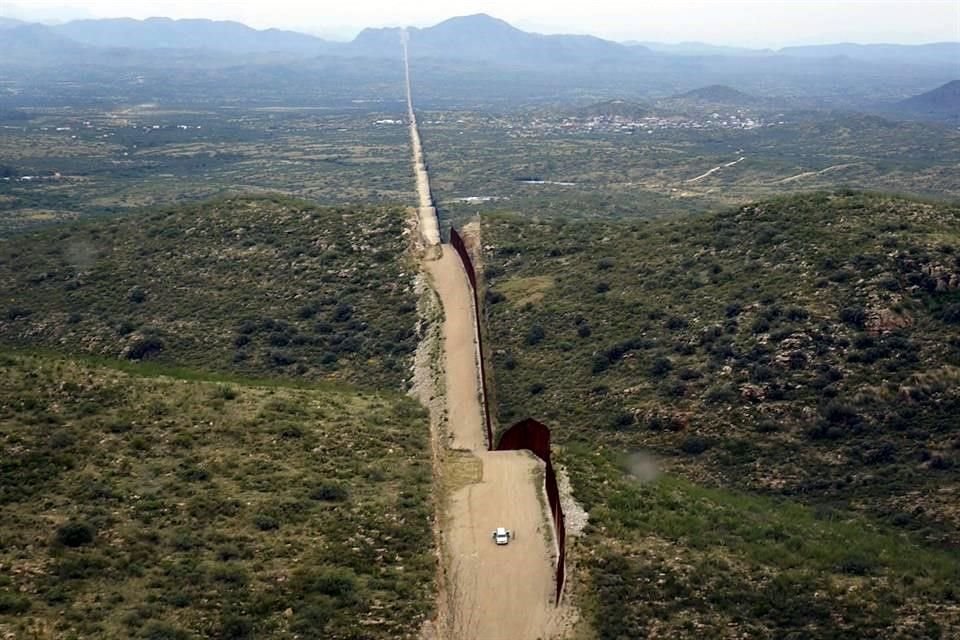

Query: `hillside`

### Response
(480, 192, 960, 636)
(677, 84, 757, 104)
(569, 99, 649, 120)
(0, 352, 433, 639)
(779, 42, 960, 66)
(51, 17, 334, 54)
(0, 197, 419, 390)
(895, 80, 960, 123)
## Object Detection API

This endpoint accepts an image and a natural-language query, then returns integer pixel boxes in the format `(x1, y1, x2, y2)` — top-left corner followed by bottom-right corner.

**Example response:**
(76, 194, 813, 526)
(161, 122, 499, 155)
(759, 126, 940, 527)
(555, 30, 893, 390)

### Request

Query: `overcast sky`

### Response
(3, 0, 958, 46)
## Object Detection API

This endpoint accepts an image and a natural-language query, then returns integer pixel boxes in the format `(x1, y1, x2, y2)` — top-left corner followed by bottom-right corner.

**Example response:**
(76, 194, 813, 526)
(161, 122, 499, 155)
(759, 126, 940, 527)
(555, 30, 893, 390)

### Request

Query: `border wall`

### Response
(449, 227, 494, 449)
(496, 419, 567, 604)
(448, 226, 567, 605)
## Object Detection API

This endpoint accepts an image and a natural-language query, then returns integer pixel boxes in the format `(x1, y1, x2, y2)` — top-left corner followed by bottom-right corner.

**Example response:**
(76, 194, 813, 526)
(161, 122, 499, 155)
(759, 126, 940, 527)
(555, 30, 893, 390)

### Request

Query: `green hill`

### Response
(0, 353, 433, 639)
(0, 196, 418, 390)
(570, 99, 650, 120)
(481, 191, 960, 636)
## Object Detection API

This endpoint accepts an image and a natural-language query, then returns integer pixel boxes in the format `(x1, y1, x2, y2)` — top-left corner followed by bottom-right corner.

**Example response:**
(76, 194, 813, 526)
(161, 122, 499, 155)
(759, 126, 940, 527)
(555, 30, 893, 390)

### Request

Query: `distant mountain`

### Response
(630, 41, 771, 57)
(51, 17, 335, 54)
(779, 42, 960, 66)
(893, 80, 960, 123)
(356, 14, 645, 65)
(676, 84, 757, 104)
(0, 17, 27, 29)
(570, 99, 649, 119)
(0, 23, 86, 59)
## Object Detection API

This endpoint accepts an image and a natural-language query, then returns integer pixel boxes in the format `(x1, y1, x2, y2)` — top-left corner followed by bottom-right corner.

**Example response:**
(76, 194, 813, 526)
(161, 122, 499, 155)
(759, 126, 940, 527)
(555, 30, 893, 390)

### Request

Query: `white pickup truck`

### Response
(491, 527, 512, 545)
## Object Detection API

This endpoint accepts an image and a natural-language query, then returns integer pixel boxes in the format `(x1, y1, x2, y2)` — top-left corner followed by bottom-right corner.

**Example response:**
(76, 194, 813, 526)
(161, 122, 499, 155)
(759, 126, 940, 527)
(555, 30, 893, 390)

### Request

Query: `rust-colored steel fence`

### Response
(449, 227, 494, 449)
(448, 227, 566, 605)
(496, 418, 567, 605)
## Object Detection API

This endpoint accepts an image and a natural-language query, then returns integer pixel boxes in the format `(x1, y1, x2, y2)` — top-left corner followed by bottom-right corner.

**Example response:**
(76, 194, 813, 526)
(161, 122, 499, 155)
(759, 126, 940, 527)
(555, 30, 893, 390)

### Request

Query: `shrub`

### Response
(529, 382, 546, 395)
(704, 384, 736, 404)
(837, 552, 876, 576)
(219, 614, 254, 639)
(672, 368, 699, 383)
(291, 603, 336, 635)
(140, 621, 191, 640)
(253, 515, 279, 531)
(756, 419, 779, 433)
(591, 354, 610, 374)
(486, 290, 505, 304)
(332, 303, 353, 322)
(297, 566, 358, 597)
(127, 337, 164, 360)
(751, 317, 771, 334)
(839, 306, 867, 328)
(310, 484, 348, 502)
(680, 436, 711, 455)
(665, 316, 688, 331)
(785, 306, 809, 321)
(0, 591, 31, 615)
(269, 350, 295, 367)
(649, 356, 673, 378)
(5, 306, 32, 321)
(595, 281, 610, 293)
(128, 287, 147, 303)
(525, 324, 545, 345)
(750, 364, 774, 382)
(942, 303, 960, 324)
(822, 401, 861, 426)
(55, 521, 95, 547)
(612, 412, 635, 429)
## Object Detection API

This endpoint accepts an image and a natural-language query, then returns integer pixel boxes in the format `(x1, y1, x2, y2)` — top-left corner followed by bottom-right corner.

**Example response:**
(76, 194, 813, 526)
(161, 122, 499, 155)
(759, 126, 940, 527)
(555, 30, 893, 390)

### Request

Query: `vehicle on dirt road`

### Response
(491, 527, 512, 545)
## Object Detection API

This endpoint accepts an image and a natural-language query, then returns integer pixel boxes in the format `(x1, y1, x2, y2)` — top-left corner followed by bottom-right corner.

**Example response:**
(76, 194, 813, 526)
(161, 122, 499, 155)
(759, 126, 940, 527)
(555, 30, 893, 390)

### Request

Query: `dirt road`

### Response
(404, 33, 440, 246)
(424, 247, 561, 639)
(405, 33, 563, 638)
(686, 155, 746, 182)
(424, 249, 486, 451)
(446, 450, 560, 639)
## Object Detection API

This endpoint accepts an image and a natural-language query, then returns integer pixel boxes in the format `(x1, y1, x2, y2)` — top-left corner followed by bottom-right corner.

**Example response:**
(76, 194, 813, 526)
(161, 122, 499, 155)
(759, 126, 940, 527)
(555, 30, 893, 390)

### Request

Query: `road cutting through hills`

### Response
(404, 32, 565, 640)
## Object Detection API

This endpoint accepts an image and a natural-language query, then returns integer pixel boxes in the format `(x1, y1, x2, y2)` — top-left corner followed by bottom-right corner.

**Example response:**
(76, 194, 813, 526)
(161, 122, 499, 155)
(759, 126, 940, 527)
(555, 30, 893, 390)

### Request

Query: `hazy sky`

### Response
(3, 0, 958, 46)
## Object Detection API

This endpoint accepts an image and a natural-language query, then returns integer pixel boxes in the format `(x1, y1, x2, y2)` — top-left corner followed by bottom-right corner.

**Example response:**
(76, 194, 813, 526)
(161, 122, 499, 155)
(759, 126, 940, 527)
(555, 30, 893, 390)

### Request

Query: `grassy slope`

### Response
(0, 353, 433, 639)
(0, 196, 417, 390)
(481, 191, 960, 637)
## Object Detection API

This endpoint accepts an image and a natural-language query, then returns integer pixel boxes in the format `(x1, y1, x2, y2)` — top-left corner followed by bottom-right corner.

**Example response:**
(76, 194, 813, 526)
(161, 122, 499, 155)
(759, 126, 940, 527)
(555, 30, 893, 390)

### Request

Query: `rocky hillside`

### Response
(0, 353, 433, 639)
(482, 191, 960, 637)
(0, 196, 418, 389)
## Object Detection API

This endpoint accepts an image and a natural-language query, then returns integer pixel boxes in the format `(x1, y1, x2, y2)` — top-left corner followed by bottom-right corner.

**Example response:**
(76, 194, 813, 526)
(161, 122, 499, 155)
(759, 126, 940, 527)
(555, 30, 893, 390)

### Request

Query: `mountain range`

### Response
(1, 12, 956, 67)
(50, 17, 337, 54)
(0, 13, 956, 115)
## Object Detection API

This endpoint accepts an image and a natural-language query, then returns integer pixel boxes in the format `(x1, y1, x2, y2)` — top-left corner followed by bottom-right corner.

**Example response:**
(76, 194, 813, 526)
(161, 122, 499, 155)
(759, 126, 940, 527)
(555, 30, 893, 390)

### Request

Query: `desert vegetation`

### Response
(0, 196, 418, 389)
(0, 353, 434, 639)
(420, 109, 960, 228)
(0, 105, 412, 234)
(482, 191, 960, 636)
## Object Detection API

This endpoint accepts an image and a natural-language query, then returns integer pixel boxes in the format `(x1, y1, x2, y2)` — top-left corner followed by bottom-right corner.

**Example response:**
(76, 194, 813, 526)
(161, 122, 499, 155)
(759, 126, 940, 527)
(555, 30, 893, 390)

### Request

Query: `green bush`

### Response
(680, 436, 711, 455)
(55, 521, 95, 547)
(310, 484, 348, 502)
(253, 515, 279, 531)
(0, 591, 31, 615)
